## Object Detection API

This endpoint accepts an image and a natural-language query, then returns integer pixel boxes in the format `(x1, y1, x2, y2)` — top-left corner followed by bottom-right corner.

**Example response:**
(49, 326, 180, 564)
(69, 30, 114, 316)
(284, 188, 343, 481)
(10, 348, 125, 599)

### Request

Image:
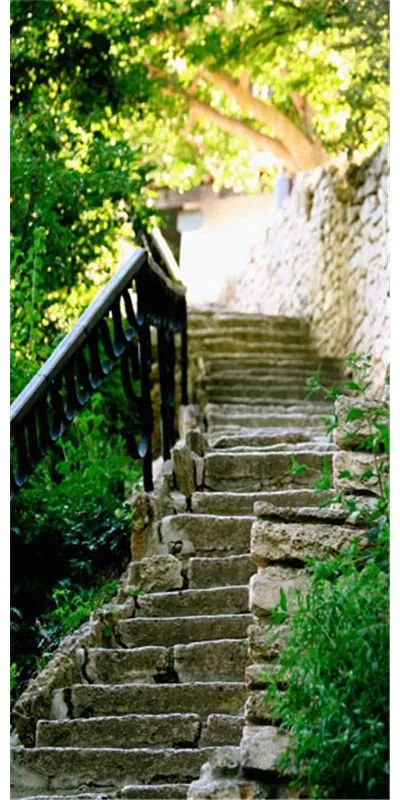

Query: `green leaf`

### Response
(345, 380, 363, 392)
(280, 587, 288, 612)
(346, 408, 365, 421)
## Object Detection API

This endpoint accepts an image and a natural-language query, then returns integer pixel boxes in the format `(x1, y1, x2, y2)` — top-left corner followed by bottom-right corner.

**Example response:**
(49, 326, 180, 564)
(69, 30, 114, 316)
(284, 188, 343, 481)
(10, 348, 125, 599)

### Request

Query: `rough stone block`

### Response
(251, 519, 365, 565)
(186, 428, 207, 456)
(37, 712, 200, 749)
(245, 663, 279, 689)
(174, 639, 248, 683)
(130, 492, 158, 562)
(160, 513, 253, 559)
(188, 765, 250, 800)
(333, 450, 388, 496)
(84, 646, 169, 684)
(137, 585, 249, 619)
(193, 453, 205, 488)
(172, 443, 196, 498)
(208, 746, 241, 775)
(179, 405, 204, 438)
(200, 714, 244, 747)
(240, 724, 290, 772)
(333, 395, 389, 450)
(249, 567, 306, 618)
(244, 690, 279, 724)
(128, 554, 184, 593)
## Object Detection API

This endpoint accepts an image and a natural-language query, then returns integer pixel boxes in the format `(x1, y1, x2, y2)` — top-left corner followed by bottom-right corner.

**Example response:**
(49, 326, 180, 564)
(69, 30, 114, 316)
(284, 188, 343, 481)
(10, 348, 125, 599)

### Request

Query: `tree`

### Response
(10, 0, 389, 389)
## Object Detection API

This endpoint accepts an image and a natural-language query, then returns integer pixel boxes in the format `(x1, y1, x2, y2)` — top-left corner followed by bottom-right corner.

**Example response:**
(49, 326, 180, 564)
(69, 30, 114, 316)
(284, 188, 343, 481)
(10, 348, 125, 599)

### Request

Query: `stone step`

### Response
(204, 451, 330, 491)
(37, 709, 245, 751)
(189, 339, 314, 355)
(187, 554, 255, 589)
(159, 514, 253, 558)
(188, 326, 310, 344)
(119, 614, 253, 648)
(203, 354, 342, 373)
(205, 374, 313, 387)
(206, 389, 318, 403)
(251, 517, 363, 565)
(36, 714, 201, 749)
(136, 585, 249, 618)
(68, 682, 247, 718)
(205, 384, 318, 398)
(191, 489, 334, 516)
(204, 365, 340, 380)
(11, 746, 216, 794)
(121, 784, 190, 799)
(83, 647, 169, 685)
(206, 412, 327, 430)
(173, 639, 248, 682)
(187, 312, 310, 332)
(207, 429, 330, 449)
(210, 442, 334, 454)
(205, 401, 332, 413)
(12, 795, 114, 800)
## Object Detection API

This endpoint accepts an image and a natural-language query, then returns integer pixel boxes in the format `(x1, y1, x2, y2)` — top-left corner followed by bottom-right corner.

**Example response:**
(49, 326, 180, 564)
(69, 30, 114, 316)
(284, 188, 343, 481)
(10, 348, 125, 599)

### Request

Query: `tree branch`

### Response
(189, 99, 298, 171)
(201, 69, 327, 169)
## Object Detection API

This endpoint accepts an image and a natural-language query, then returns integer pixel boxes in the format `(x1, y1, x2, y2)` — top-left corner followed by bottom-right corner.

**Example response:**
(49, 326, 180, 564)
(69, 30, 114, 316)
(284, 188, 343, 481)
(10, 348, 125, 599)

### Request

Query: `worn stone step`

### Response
(203, 354, 342, 373)
(205, 375, 313, 389)
(187, 312, 310, 332)
(206, 401, 332, 413)
(191, 340, 315, 357)
(68, 682, 246, 718)
(121, 784, 190, 799)
(204, 365, 340, 380)
(12, 795, 113, 800)
(136, 585, 249, 618)
(206, 413, 326, 431)
(188, 326, 310, 344)
(36, 713, 201, 749)
(119, 614, 253, 647)
(187, 554, 255, 589)
(206, 389, 318, 404)
(159, 514, 253, 558)
(83, 647, 169, 685)
(11, 746, 216, 794)
(251, 518, 364, 565)
(207, 429, 330, 449)
(204, 451, 330, 491)
(174, 639, 248, 682)
(210, 442, 334, 454)
(191, 489, 334, 516)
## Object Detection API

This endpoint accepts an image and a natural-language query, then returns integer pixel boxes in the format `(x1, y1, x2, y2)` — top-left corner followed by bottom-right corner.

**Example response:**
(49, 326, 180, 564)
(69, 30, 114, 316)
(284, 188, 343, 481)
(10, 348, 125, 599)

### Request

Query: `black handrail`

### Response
(10, 230, 188, 497)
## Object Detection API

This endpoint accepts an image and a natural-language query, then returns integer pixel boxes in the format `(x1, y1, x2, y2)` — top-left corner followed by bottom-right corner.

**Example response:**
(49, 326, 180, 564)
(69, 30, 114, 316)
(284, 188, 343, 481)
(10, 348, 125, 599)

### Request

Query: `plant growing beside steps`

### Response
(11, 310, 344, 800)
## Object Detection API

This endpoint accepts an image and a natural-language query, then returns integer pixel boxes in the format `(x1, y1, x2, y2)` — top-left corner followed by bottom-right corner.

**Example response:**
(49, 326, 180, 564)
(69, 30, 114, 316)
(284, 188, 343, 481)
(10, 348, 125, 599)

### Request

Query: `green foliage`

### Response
(37, 579, 120, 669)
(267, 352, 389, 799)
(267, 535, 389, 799)
(11, 379, 142, 695)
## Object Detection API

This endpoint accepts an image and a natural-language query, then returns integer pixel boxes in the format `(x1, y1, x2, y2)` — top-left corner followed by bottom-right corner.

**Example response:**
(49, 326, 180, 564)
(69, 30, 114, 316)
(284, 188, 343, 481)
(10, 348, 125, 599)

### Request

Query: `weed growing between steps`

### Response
(265, 354, 389, 799)
(11, 376, 142, 702)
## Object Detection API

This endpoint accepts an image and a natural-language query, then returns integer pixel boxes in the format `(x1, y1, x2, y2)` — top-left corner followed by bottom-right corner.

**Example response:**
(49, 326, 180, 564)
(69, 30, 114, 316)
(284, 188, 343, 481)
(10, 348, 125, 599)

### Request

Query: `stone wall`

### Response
(231, 145, 389, 397)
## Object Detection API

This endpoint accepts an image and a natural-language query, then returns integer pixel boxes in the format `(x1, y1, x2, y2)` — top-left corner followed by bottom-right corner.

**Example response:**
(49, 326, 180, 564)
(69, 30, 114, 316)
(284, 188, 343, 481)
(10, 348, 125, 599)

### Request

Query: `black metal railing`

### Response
(10, 229, 188, 497)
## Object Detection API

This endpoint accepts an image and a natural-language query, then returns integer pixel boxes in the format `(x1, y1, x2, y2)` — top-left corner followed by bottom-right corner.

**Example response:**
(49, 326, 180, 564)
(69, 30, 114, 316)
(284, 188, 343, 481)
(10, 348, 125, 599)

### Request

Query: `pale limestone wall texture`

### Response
(231, 144, 389, 397)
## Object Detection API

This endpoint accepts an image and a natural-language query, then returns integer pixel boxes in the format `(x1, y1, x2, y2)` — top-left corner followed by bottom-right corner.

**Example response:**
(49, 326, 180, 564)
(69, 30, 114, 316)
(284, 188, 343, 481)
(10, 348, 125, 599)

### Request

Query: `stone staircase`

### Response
(11, 310, 343, 800)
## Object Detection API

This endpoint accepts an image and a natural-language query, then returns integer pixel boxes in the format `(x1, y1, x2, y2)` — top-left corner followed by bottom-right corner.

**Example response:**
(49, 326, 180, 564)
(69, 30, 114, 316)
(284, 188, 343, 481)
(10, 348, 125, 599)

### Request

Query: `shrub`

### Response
(266, 353, 389, 799)
(267, 533, 389, 799)
(11, 377, 142, 695)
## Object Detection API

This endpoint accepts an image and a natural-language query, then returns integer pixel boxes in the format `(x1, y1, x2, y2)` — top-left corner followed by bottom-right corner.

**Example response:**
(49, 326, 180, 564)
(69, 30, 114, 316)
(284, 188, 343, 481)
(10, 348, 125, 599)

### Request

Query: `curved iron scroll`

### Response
(10, 234, 188, 497)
